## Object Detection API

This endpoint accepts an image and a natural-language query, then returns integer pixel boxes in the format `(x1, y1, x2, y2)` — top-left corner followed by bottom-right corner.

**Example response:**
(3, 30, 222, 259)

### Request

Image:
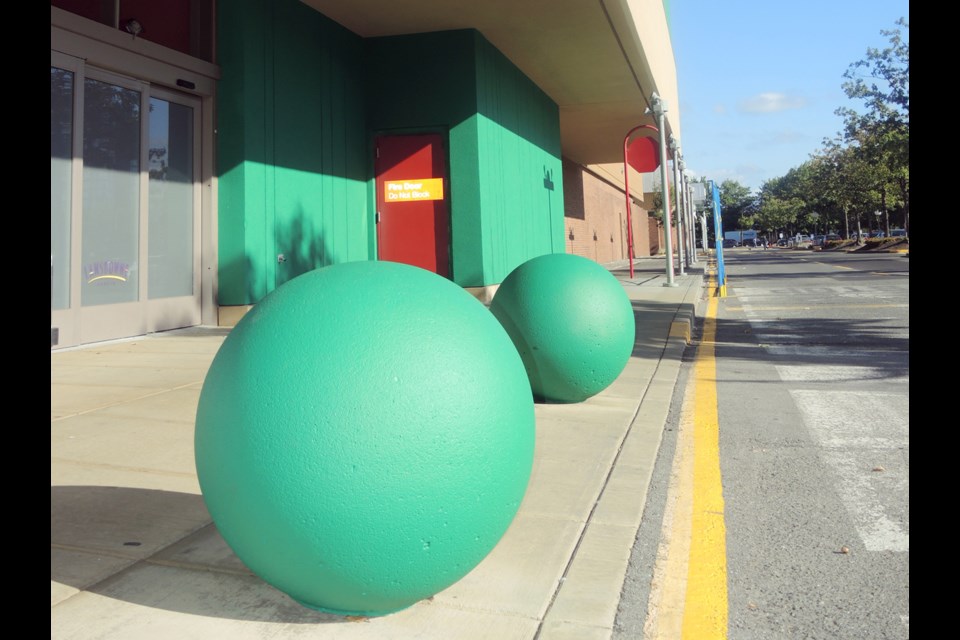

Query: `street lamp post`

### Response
(874, 210, 882, 235)
(699, 200, 709, 254)
(669, 135, 685, 275)
(678, 161, 690, 265)
(648, 93, 677, 287)
(682, 167, 697, 264)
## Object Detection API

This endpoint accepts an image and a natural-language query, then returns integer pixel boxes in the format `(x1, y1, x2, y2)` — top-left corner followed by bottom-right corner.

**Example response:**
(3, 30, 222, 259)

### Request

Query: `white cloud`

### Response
(738, 92, 808, 113)
(712, 103, 727, 114)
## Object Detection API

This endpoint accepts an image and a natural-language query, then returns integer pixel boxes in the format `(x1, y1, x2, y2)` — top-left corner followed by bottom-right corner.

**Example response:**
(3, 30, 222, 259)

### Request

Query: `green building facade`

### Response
(217, 0, 564, 308)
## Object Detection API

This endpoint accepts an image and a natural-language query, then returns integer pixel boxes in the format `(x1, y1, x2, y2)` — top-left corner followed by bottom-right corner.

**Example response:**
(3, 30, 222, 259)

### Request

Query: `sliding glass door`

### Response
(51, 53, 201, 348)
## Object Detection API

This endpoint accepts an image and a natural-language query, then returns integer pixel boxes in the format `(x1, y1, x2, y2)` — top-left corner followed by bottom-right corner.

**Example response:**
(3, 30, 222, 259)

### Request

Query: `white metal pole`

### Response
(650, 94, 676, 287)
(701, 209, 708, 253)
(684, 173, 697, 264)
(669, 136, 685, 275)
(679, 164, 694, 265)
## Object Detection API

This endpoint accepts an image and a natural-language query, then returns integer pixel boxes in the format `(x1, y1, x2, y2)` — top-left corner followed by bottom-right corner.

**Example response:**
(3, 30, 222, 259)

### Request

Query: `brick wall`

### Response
(563, 160, 660, 264)
(648, 216, 662, 256)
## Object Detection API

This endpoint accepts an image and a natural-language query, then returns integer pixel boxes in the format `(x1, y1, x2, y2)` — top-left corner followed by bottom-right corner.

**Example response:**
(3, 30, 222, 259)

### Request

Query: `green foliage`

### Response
(719, 179, 752, 209)
(748, 18, 908, 238)
(717, 179, 755, 231)
(647, 182, 684, 228)
(838, 17, 908, 132)
(755, 194, 803, 234)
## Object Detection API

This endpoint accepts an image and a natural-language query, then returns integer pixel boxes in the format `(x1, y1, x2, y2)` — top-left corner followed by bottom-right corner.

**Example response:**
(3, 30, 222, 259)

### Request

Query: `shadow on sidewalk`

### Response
(52, 486, 348, 623)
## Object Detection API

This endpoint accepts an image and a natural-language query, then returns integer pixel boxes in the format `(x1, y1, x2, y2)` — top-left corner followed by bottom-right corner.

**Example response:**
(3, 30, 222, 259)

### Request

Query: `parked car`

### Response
(890, 228, 907, 238)
(824, 233, 841, 243)
(869, 230, 885, 238)
(811, 235, 825, 247)
(722, 238, 737, 249)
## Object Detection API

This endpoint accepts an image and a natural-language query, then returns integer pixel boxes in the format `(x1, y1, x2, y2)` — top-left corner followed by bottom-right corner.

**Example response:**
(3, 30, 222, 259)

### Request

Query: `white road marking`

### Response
(788, 389, 908, 552)
(737, 296, 909, 555)
(774, 364, 908, 384)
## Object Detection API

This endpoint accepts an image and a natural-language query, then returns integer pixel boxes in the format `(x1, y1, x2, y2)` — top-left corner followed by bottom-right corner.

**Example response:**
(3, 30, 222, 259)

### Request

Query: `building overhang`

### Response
(300, 0, 680, 165)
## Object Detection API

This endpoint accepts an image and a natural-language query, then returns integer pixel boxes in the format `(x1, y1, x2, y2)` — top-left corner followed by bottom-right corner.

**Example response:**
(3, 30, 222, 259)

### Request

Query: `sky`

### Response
(667, 1, 909, 195)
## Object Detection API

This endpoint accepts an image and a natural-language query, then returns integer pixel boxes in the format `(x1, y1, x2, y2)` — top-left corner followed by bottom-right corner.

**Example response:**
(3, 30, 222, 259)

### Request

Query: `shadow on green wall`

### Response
(219, 252, 258, 306)
(274, 204, 336, 290)
(220, 205, 337, 305)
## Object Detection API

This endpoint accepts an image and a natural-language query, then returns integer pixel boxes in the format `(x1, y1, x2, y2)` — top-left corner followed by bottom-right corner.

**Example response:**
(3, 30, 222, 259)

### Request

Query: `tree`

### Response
(756, 166, 818, 235)
(717, 180, 754, 232)
(647, 179, 683, 230)
(835, 17, 909, 233)
(737, 19, 908, 240)
(755, 194, 803, 238)
(839, 17, 908, 125)
(647, 185, 665, 226)
(817, 136, 882, 239)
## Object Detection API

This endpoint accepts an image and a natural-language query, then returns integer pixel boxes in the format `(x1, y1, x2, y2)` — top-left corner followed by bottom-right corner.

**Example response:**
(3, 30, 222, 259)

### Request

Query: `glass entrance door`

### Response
(144, 89, 202, 333)
(51, 54, 201, 349)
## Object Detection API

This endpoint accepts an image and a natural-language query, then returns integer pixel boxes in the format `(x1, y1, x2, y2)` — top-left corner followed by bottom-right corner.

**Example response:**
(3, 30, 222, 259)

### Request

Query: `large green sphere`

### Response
(489, 253, 636, 403)
(195, 261, 535, 617)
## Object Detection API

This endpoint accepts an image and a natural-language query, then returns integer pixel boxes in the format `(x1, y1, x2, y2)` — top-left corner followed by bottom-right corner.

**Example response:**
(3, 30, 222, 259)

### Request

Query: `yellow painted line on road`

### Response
(682, 293, 728, 639)
(646, 294, 728, 639)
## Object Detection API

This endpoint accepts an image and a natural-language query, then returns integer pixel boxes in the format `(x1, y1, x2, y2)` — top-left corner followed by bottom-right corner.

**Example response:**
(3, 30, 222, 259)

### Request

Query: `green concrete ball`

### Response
(195, 261, 535, 617)
(489, 253, 635, 403)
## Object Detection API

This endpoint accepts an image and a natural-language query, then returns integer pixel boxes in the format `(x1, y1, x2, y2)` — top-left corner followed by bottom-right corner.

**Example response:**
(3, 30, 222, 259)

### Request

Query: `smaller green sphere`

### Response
(489, 253, 636, 403)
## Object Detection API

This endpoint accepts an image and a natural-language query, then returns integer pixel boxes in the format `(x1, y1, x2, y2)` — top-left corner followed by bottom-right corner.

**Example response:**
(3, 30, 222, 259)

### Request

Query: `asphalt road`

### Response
(614, 248, 909, 640)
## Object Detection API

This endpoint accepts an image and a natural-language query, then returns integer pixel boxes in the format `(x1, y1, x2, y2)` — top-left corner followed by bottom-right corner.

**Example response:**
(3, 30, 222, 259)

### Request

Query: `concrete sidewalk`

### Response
(51, 256, 707, 640)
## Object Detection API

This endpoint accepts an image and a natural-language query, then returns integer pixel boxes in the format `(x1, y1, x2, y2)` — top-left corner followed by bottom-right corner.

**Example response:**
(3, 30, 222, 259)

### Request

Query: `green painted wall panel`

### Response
(365, 30, 564, 288)
(216, 0, 269, 304)
(271, 0, 369, 288)
(217, 0, 370, 305)
(474, 36, 564, 284)
(220, 12, 564, 299)
(448, 116, 484, 286)
(364, 30, 477, 129)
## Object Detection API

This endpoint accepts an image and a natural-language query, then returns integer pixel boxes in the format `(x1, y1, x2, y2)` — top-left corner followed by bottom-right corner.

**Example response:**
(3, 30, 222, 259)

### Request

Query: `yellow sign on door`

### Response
(384, 178, 444, 202)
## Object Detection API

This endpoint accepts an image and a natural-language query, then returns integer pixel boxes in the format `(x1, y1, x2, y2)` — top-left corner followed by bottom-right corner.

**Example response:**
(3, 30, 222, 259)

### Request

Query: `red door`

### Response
(375, 134, 450, 277)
